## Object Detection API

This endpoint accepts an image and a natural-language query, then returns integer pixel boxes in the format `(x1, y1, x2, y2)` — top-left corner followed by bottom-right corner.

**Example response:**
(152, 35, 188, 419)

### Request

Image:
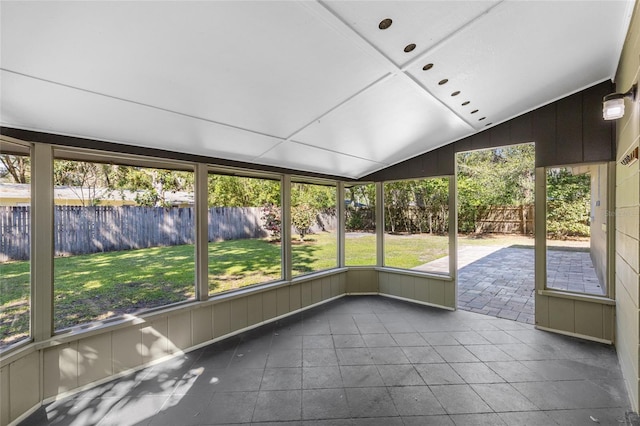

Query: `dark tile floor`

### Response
(22, 296, 637, 426)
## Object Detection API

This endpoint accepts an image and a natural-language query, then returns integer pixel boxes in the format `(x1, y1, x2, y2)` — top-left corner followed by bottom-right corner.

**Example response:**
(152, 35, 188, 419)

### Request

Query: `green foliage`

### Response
(291, 182, 335, 210)
(345, 184, 376, 231)
(208, 175, 280, 207)
(291, 204, 316, 240)
(546, 168, 591, 239)
(261, 204, 282, 241)
(456, 144, 535, 233)
(383, 177, 449, 234)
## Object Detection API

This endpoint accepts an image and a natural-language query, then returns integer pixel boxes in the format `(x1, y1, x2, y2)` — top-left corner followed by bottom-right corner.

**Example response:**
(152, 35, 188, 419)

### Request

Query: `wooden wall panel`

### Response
(168, 311, 192, 352)
(192, 306, 214, 345)
(1, 366, 9, 426)
(142, 318, 170, 364)
(9, 352, 39, 422)
(556, 92, 583, 164)
(78, 333, 113, 387)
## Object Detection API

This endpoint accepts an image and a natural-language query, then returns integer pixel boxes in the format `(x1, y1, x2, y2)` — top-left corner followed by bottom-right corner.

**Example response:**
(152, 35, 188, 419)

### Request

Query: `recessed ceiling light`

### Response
(479, 117, 486, 121)
(379, 18, 392, 30)
(438, 79, 448, 85)
(462, 101, 470, 106)
(471, 109, 479, 114)
(422, 63, 433, 71)
(451, 91, 460, 97)
(404, 43, 416, 53)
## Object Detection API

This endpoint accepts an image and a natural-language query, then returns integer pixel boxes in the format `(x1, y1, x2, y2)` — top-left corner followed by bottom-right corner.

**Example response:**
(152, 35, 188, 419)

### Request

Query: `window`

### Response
(345, 183, 376, 266)
(0, 140, 31, 349)
(207, 174, 282, 294)
(53, 157, 195, 331)
(546, 164, 607, 295)
(291, 182, 337, 276)
(383, 177, 450, 275)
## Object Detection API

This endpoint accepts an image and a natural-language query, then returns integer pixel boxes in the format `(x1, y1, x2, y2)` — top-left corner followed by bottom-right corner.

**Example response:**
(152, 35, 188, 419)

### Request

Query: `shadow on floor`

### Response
(20, 296, 636, 426)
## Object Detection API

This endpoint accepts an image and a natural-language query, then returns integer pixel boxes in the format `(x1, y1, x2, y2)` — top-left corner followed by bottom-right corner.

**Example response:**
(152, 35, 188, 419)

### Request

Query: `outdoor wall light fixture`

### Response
(603, 84, 636, 120)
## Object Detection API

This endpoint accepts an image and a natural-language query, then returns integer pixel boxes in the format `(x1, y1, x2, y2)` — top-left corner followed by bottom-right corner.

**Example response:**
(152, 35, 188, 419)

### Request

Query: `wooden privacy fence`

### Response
(474, 205, 534, 234)
(0, 206, 338, 262)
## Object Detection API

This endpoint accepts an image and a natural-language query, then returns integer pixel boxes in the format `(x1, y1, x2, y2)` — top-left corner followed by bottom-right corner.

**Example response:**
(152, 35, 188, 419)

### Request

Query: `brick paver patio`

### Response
(419, 244, 604, 325)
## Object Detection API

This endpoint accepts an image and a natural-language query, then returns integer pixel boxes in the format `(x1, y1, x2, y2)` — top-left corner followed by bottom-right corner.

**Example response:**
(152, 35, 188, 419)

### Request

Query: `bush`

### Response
(547, 200, 590, 239)
(261, 204, 281, 241)
(292, 204, 316, 241)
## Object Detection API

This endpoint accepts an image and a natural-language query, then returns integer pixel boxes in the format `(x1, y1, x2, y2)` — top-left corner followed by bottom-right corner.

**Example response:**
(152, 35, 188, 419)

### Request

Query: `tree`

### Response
(0, 154, 30, 183)
(291, 204, 316, 241)
(53, 160, 114, 206)
(456, 144, 535, 233)
(208, 175, 279, 207)
(546, 167, 591, 238)
(261, 204, 281, 241)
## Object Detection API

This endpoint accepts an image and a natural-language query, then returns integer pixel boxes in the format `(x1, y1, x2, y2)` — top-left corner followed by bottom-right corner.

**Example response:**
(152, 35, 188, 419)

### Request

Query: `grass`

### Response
(1, 231, 528, 348)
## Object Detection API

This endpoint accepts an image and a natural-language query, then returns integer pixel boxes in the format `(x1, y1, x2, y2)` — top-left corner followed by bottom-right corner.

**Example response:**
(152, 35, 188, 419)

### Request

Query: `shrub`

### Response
(292, 204, 316, 241)
(547, 200, 590, 239)
(261, 204, 281, 241)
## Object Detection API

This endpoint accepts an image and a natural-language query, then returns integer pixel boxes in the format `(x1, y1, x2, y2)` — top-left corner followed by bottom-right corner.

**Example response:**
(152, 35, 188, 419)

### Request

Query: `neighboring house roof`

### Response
(0, 183, 194, 206)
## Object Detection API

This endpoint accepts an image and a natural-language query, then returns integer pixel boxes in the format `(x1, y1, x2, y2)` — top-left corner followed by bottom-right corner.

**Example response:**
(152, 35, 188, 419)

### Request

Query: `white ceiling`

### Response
(0, 1, 634, 179)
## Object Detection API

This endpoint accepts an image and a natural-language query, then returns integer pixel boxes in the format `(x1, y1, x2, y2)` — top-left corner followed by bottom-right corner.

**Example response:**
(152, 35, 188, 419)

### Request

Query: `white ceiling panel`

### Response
(258, 141, 385, 179)
(0, 71, 283, 163)
(0, 1, 634, 179)
(406, 1, 632, 129)
(1, 1, 390, 138)
(291, 75, 473, 165)
(323, 0, 499, 68)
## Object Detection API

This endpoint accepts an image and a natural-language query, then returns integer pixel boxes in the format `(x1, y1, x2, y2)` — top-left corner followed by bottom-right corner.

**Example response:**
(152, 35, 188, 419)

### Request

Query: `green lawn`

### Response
(1, 231, 453, 347)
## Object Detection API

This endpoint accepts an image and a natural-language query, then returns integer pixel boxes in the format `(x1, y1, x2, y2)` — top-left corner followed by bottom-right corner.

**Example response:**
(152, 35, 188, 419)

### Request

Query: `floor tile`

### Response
(345, 387, 398, 418)
(449, 413, 507, 425)
(401, 415, 454, 425)
(430, 384, 492, 414)
(546, 408, 632, 425)
(391, 332, 428, 347)
(388, 386, 445, 416)
(340, 365, 385, 388)
(336, 348, 374, 365)
(471, 383, 538, 412)
(434, 346, 480, 363)
(421, 332, 460, 346)
(369, 347, 409, 364)
(512, 380, 627, 410)
(302, 389, 349, 419)
(303, 367, 342, 389)
(97, 395, 169, 426)
(362, 333, 397, 347)
(351, 417, 404, 426)
(333, 334, 365, 348)
(450, 362, 505, 384)
(377, 364, 425, 386)
(465, 345, 513, 362)
(148, 394, 211, 426)
(303, 348, 338, 367)
(261, 368, 302, 390)
(414, 363, 465, 385)
(402, 346, 446, 364)
(202, 391, 257, 424)
(266, 349, 303, 368)
(303, 335, 334, 349)
(252, 390, 302, 422)
(497, 411, 558, 426)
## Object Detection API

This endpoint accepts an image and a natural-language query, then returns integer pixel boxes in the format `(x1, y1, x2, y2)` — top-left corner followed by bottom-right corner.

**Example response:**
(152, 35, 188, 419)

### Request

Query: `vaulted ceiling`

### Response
(0, 1, 635, 179)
